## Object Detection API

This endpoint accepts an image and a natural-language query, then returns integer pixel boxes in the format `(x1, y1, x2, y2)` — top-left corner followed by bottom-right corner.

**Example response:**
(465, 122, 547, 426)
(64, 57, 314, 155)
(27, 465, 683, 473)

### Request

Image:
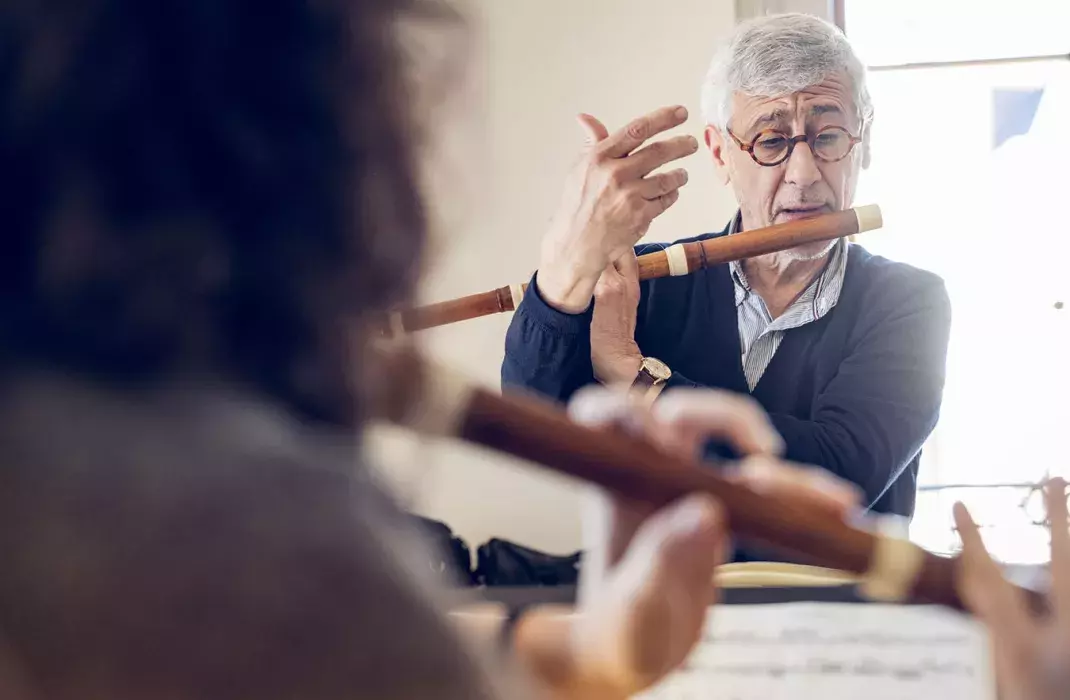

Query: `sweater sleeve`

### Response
(501, 241, 663, 404)
(663, 372, 701, 390)
(500, 272, 596, 404)
(766, 276, 952, 511)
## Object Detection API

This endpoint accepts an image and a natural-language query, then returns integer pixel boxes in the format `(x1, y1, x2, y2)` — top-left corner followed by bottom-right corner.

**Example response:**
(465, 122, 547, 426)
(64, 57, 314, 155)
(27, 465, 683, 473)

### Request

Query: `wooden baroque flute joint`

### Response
(853, 204, 883, 233)
(494, 284, 527, 313)
(857, 518, 926, 603)
(664, 244, 690, 277)
(510, 283, 526, 310)
(493, 287, 511, 313)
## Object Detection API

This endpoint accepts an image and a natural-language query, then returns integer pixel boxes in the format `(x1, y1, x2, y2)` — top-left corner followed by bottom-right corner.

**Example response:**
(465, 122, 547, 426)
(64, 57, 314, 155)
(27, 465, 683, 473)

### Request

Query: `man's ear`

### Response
(860, 120, 872, 170)
(705, 125, 731, 186)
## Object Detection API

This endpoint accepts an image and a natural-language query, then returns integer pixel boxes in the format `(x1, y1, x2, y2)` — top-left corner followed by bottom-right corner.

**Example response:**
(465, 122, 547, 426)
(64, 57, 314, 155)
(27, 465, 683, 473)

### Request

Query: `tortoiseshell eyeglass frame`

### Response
(727, 125, 862, 167)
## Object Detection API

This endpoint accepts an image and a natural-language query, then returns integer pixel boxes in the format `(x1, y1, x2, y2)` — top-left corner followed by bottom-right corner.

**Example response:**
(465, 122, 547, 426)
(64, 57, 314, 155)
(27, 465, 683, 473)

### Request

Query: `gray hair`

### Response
(700, 13, 873, 131)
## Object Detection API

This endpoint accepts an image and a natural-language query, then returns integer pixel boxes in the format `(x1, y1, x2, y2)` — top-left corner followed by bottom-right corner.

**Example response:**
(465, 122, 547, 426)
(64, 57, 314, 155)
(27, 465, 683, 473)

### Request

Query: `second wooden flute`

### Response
(369, 345, 1046, 614)
(385, 204, 882, 336)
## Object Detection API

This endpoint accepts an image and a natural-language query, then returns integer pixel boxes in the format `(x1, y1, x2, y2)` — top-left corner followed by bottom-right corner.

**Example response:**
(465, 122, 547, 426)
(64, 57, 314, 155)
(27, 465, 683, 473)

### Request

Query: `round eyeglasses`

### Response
(727, 125, 861, 167)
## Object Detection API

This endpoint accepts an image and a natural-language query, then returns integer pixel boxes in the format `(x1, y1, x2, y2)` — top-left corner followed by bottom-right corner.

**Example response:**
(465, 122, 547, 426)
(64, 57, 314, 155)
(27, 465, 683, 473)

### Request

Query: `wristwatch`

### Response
(631, 357, 671, 401)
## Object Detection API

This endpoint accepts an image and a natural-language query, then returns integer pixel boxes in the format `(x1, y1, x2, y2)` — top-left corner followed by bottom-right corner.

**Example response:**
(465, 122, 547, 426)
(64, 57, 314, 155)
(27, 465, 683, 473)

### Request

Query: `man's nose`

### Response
(784, 141, 821, 188)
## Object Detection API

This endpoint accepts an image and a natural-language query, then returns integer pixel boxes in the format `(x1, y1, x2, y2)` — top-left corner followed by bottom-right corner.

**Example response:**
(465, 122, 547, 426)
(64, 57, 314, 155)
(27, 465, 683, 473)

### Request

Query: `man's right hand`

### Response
(537, 105, 698, 313)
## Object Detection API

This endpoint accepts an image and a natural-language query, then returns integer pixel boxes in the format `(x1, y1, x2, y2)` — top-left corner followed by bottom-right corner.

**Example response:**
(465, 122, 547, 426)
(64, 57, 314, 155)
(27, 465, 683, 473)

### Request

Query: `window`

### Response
(844, 2, 1070, 563)
(845, 0, 1070, 66)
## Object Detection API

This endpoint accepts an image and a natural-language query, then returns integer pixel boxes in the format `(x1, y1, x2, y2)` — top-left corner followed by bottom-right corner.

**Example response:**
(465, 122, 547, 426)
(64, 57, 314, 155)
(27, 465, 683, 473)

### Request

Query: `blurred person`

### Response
(0, 2, 858, 700)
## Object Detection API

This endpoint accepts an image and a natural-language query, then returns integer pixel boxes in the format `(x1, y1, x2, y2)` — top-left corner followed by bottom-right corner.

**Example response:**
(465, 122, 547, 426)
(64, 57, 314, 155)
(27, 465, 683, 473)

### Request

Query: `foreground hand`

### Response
(537, 106, 697, 313)
(564, 387, 862, 696)
(591, 250, 642, 386)
(955, 479, 1070, 700)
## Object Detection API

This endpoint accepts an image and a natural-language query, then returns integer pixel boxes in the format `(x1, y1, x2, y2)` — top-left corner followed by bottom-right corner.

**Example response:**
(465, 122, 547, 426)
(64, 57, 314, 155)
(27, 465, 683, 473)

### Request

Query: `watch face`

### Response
(641, 357, 671, 381)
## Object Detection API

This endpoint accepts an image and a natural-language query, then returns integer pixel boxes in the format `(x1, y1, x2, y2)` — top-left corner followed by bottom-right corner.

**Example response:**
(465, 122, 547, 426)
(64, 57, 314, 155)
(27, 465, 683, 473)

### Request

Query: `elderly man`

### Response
(501, 13, 951, 532)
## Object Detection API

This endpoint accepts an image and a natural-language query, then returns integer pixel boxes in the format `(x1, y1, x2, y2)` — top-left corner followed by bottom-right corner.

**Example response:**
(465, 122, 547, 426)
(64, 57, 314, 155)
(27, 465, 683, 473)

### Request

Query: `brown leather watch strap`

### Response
(632, 366, 658, 390)
(630, 358, 671, 403)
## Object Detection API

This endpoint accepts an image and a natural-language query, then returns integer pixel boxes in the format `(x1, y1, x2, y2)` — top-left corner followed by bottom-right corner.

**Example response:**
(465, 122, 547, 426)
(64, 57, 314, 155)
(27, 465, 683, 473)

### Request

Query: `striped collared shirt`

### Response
(726, 214, 849, 391)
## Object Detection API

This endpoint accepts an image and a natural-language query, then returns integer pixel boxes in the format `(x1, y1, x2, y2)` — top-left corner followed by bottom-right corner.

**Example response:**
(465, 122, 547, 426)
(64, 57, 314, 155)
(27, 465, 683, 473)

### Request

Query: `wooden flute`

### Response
(384, 204, 883, 336)
(370, 345, 1047, 614)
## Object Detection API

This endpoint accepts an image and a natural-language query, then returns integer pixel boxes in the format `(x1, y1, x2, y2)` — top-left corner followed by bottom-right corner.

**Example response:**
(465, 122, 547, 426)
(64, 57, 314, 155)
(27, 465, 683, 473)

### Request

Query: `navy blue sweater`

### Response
(501, 226, 952, 523)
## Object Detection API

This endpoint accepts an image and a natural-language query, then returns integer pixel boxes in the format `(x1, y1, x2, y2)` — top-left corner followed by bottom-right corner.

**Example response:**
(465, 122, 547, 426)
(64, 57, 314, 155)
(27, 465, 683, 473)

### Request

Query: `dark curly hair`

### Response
(0, 2, 518, 700)
(0, 0, 446, 427)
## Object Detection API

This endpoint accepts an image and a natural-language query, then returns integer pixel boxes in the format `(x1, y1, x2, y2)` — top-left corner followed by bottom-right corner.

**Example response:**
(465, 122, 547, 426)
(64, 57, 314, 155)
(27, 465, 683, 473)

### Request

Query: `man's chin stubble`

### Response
(780, 239, 836, 263)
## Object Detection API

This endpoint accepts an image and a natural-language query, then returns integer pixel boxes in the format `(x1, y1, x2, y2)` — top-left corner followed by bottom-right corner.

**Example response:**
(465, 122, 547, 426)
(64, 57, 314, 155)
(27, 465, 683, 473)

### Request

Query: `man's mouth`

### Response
(776, 205, 830, 222)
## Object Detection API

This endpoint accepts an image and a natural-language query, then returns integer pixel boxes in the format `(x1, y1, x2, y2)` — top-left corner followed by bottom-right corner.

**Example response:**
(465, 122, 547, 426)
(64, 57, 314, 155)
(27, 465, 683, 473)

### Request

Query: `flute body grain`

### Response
(383, 205, 882, 336)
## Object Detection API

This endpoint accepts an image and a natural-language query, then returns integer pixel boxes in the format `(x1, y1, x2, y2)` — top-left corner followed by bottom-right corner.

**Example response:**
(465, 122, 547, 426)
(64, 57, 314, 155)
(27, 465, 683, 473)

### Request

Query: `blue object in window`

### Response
(992, 88, 1045, 149)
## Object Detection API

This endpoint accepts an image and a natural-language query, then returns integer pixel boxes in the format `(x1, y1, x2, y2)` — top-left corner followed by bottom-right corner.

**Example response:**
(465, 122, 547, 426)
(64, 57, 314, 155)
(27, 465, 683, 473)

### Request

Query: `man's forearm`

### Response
(536, 261, 601, 315)
(501, 273, 597, 403)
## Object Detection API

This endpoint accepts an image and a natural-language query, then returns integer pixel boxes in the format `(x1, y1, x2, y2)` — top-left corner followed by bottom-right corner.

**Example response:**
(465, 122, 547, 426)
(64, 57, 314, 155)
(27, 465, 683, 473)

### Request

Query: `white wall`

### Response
(368, 0, 739, 555)
(736, 0, 833, 20)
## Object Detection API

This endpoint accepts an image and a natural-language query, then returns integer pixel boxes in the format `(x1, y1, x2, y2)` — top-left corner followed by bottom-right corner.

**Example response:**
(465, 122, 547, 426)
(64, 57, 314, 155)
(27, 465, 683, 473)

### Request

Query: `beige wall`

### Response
(736, 0, 832, 21)
(368, 0, 740, 555)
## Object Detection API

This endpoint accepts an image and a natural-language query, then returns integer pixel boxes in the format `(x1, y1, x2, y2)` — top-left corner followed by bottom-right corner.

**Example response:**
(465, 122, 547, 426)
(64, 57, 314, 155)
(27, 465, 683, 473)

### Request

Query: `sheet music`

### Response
(636, 603, 995, 700)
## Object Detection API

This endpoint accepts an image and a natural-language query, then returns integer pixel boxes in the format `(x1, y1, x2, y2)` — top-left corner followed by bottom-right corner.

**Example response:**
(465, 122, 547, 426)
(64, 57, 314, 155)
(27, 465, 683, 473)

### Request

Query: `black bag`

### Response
(409, 515, 476, 586)
(475, 539, 581, 587)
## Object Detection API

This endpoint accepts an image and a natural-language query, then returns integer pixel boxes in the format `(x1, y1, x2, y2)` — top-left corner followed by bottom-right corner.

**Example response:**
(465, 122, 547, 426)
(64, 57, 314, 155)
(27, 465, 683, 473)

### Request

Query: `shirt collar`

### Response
(725, 212, 749, 304)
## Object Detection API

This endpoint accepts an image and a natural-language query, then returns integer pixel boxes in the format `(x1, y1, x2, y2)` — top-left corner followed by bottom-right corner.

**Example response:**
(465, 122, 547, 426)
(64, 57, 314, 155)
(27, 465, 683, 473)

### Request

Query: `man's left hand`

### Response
(591, 249, 643, 386)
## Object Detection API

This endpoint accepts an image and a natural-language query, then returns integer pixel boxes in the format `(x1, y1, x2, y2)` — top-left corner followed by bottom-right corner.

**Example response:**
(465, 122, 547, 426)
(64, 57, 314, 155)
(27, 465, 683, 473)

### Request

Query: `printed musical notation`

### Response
(636, 603, 995, 700)
(706, 627, 973, 648)
(684, 656, 976, 681)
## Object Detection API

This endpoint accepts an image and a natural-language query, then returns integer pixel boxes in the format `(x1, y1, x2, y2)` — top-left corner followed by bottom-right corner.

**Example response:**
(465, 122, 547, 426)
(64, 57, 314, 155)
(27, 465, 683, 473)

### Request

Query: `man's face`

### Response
(706, 71, 868, 258)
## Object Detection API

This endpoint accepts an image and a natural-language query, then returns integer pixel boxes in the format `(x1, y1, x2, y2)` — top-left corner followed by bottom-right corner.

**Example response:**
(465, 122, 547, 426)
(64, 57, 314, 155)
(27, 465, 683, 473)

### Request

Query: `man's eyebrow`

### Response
(743, 104, 846, 133)
(748, 108, 790, 131)
(810, 104, 845, 118)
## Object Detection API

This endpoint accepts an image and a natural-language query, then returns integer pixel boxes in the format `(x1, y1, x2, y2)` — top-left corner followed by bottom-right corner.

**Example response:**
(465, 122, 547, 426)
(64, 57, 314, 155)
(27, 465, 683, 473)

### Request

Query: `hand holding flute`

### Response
(483, 384, 862, 700)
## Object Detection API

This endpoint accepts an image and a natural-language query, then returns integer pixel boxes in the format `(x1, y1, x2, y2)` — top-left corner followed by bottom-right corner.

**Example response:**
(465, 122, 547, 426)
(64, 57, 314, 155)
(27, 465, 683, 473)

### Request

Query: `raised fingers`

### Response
(578, 113, 611, 146)
(599, 105, 690, 159)
(645, 190, 680, 218)
(619, 134, 700, 180)
(953, 502, 1035, 643)
(634, 168, 689, 201)
(648, 388, 784, 458)
(1045, 478, 1070, 622)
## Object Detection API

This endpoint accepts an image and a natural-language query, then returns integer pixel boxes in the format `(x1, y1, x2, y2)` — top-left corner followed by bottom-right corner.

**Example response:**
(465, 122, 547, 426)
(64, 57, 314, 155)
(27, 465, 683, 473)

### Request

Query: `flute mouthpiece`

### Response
(853, 204, 883, 233)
